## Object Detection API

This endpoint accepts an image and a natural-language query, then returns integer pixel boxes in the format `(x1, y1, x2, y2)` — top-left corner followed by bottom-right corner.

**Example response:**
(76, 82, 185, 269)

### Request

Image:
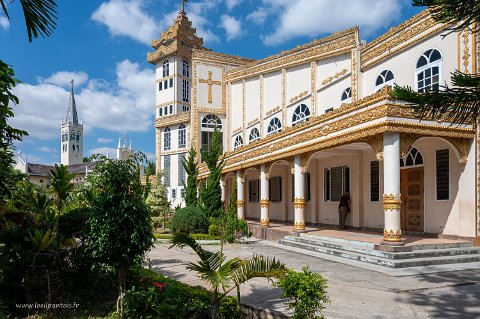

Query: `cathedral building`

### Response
(149, 8, 479, 244)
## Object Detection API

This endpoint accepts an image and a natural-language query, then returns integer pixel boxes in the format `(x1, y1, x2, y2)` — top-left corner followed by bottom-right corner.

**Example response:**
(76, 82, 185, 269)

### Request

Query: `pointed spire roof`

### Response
(65, 79, 78, 124)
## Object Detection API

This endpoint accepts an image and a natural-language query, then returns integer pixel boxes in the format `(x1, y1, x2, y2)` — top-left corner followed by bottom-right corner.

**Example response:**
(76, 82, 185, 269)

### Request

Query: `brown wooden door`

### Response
(401, 168, 424, 232)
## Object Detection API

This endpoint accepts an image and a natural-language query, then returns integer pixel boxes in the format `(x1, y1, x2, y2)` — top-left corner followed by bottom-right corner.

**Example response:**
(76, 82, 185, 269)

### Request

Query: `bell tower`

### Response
(61, 80, 83, 165)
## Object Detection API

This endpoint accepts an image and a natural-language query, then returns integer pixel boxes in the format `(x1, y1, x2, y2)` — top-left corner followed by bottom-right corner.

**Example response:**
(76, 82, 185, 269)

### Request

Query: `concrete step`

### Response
(283, 236, 480, 260)
(278, 237, 480, 268)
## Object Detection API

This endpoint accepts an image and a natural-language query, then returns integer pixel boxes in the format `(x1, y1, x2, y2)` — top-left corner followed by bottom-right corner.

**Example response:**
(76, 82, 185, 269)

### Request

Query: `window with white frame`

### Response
(233, 135, 243, 150)
(163, 155, 170, 187)
(163, 59, 170, 77)
(178, 153, 186, 186)
(292, 104, 311, 126)
(163, 127, 171, 151)
(249, 127, 260, 142)
(182, 79, 190, 102)
(324, 166, 350, 202)
(182, 59, 190, 77)
(416, 49, 442, 92)
(400, 147, 423, 167)
(374, 70, 394, 92)
(267, 117, 282, 135)
(201, 114, 223, 154)
(182, 105, 190, 112)
(178, 124, 186, 148)
(341, 87, 352, 103)
(171, 189, 176, 200)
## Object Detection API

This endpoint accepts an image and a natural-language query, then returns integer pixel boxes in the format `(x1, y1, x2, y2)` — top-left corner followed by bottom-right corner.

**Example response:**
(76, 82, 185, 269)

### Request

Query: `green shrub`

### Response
(225, 212, 251, 243)
(154, 233, 220, 240)
(58, 207, 89, 240)
(170, 206, 209, 234)
(275, 266, 329, 319)
(126, 267, 240, 319)
(208, 224, 221, 237)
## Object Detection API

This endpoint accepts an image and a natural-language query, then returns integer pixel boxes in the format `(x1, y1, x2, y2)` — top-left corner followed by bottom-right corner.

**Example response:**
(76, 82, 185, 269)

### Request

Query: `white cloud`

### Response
(220, 15, 242, 41)
(40, 71, 89, 87)
(261, 0, 403, 45)
(11, 59, 155, 141)
(88, 147, 116, 158)
(246, 8, 269, 25)
(97, 137, 113, 143)
(37, 146, 57, 153)
(0, 15, 9, 30)
(225, 0, 243, 11)
(182, 1, 221, 43)
(91, 0, 157, 45)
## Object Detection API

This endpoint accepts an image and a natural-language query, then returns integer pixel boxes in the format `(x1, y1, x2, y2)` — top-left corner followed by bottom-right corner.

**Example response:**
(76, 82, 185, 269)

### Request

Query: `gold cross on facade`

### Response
(199, 71, 221, 104)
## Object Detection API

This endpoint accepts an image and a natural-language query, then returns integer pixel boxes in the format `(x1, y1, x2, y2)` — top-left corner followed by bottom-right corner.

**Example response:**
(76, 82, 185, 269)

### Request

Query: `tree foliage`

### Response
(199, 127, 224, 218)
(85, 154, 154, 318)
(0, 61, 28, 202)
(182, 147, 198, 207)
(392, 0, 480, 126)
(146, 173, 170, 229)
(47, 164, 75, 213)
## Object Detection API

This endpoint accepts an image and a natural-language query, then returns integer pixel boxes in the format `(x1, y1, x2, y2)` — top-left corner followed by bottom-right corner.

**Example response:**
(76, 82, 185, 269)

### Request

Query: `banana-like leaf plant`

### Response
(171, 233, 287, 319)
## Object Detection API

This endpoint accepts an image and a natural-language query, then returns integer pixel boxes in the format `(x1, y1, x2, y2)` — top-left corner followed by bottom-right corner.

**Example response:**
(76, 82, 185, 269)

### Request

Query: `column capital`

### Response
(236, 199, 245, 207)
(260, 218, 270, 226)
(383, 194, 401, 211)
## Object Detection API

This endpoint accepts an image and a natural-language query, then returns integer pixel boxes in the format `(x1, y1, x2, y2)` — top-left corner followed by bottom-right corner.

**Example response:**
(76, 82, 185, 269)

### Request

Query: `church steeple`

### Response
(61, 79, 83, 166)
(65, 79, 78, 124)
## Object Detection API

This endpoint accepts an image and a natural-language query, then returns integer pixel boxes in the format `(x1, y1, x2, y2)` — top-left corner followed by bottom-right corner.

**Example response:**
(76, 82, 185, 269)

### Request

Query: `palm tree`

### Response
(1, 0, 57, 42)
(47, 164, 75, 213)
(171, 233, 287, 319)
(392, 0, 480, 125)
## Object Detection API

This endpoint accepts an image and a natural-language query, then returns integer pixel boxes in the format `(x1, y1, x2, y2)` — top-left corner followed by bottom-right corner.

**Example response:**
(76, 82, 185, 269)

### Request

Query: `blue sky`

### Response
(1, 0, 422, 165)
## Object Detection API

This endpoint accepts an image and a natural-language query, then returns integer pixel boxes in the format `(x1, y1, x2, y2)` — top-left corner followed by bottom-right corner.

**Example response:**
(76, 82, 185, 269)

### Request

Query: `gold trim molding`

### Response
(383, 229, 402, 242)
(260, 199, 270, 208)
(260, 218, 270, 226)
(294, 221, 305, 230)
(289, 90, 308, 104)
(236, 200, 245, 207)
(294, 198, 306, 209)
(383, 194, 402, 211)
(321, 69, 347, 86)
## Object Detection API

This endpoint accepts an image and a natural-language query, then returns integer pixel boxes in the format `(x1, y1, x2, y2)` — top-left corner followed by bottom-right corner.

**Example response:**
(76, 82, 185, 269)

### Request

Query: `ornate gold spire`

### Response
(147, 2, 204, 64)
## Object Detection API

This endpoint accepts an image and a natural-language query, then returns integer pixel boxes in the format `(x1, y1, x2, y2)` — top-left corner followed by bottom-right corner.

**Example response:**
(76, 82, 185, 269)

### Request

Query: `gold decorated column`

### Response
(236, 171, 245, 219)
(293, 155, 306, 231)
(260, 163, 270, 226)
(382, 132, 403, 245)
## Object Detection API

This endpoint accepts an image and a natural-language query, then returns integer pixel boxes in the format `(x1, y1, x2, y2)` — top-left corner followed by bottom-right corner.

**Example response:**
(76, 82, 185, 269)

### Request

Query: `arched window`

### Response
(178, 124, 186, 148)
(234, 135, 243, 150)
(374, 70, 394, 92)
(341, 87, 352, 103)
(163, 127, 171, 151)
(182, 79, 189, 102)
(201, 114, 223, 154)
(400, 147, 424, 167)
(249, 127, 260, 142)
(416, 49, 442, 92)
(201, 114, 222, 129)
(267, 117, 282, 135)
(292, 104, 311, 126)
(163, 59, 170, 77)
(182, 59, 190, 77)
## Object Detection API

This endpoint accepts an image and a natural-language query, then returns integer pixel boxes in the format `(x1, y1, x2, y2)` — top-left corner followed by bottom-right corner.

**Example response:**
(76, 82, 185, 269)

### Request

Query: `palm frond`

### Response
(413, 0, 480, 34)
(19, 0, 58, 42)
(230, 255, 287, 288)
(170, 232, 214, 262)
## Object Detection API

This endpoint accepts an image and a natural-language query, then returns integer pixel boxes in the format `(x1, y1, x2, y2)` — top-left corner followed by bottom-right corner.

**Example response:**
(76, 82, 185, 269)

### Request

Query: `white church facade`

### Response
(149, 9, 479, 244)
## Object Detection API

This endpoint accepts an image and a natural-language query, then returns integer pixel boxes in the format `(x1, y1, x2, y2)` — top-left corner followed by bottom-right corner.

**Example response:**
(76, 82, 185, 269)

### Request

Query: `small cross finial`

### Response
(70, 79, 74, 91)
(181, 0, 188, 13)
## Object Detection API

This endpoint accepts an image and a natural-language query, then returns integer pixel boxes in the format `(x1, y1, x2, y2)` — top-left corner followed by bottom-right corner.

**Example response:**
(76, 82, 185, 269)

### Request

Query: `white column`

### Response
(220, 178, 225, 202)
(293, 155, 306, 231)
(236, 171, 245, 219)
(382, 132, 403, 244)
(260, 164, 270, 226)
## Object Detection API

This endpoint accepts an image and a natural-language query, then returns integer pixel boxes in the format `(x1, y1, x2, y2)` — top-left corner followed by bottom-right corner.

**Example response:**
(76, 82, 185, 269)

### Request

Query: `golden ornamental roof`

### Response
(147, 12, 205, 64)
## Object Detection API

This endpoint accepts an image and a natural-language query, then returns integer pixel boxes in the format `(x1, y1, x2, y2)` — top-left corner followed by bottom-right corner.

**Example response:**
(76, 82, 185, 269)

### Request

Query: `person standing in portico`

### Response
(338, 192, 351, 230)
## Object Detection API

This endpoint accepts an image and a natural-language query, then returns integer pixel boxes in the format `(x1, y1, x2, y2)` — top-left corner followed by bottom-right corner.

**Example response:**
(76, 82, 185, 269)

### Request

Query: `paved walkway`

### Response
(148, 240, 480, 319)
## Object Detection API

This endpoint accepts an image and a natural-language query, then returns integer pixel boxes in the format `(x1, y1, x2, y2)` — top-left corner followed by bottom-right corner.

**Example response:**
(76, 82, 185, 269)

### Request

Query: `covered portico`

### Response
(203, 89, 475, 243)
